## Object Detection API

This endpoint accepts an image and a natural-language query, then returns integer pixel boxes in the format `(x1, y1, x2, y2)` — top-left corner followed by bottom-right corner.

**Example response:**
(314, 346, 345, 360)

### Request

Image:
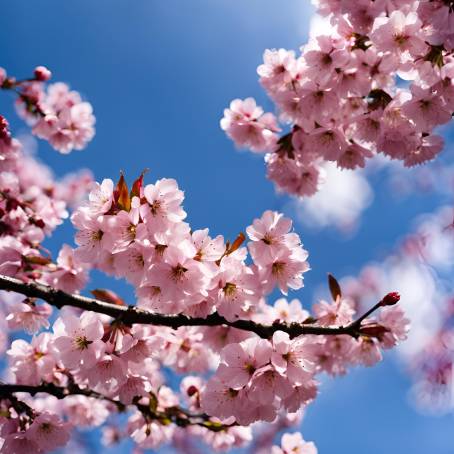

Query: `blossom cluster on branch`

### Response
(222, 0, 454, 196)
(0, 136, 409, 452)
(1, 0, 441, 449)
(0, 66, 95, 153)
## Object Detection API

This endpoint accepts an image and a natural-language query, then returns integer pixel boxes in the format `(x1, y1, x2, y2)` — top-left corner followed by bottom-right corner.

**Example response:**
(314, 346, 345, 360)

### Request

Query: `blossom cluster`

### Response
(1, 66, 95, 153)
(0, 117, 94, 352)
(0, 166, 409, 452)
(72, 175, 310, 319)
(221, 1, 454, 196)
(201, 293, 408, 425)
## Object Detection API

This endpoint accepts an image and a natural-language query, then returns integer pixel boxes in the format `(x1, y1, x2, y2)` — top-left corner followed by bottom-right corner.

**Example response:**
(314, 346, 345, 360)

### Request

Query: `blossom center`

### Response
(223, 282, 237, 297)
(74, 335, 91, 350)
(150, 200, 162, 215)
(39, 422, 53, 434)
(272, 261, 286, 275)
(92, 230, 103, 242)
(171, 264, 188, 282)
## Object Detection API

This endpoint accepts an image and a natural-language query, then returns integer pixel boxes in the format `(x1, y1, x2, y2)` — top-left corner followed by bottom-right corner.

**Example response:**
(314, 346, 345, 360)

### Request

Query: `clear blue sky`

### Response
(1, 1, 453, 453)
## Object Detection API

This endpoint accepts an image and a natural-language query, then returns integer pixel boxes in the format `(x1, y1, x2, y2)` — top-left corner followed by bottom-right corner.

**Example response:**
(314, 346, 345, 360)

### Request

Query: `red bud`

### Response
(186, 385, 199, 396)
(380, 292, 400, 306)
(34, 66, 52, 82)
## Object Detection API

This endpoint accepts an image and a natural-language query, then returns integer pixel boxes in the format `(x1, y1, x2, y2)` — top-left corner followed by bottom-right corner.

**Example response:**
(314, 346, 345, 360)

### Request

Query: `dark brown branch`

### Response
(0, 382, 230, 432)
(0, 274, 382, 339)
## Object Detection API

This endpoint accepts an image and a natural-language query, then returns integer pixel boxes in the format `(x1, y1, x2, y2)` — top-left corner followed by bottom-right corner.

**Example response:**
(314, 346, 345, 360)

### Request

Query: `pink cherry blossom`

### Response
(26, 413, 71, 451)
(217, 337, 272, 388)
(220, 98, 280, 152)
(6, 299, 52, 334)
(52, 311, 105, 369)
(272, 432, 317, 454)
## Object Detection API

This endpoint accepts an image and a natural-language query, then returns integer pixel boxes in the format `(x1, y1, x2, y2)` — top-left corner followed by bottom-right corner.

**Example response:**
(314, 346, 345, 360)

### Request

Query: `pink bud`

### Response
(0, 67, 6, 86)
(380, 292, 400, 306)
(186, 385, 199, 396)
(0, 115, 10, 140)
(34, 65, 52, 82)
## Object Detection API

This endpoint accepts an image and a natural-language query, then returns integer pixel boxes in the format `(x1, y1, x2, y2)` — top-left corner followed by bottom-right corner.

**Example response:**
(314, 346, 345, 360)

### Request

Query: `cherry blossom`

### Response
(221, 0, 454, 197)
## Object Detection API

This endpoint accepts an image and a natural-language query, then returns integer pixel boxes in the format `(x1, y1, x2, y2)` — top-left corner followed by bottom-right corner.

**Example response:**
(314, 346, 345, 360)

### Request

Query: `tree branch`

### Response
(0, 274, 382, 339)
(0, 381, 231, 432)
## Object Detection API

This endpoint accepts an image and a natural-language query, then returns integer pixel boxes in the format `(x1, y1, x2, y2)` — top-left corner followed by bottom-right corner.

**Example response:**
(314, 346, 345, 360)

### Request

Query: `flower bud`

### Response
(0, 67, 6, 86)
(380, 292, 400, 306)
(186, 385, 199, 396)
(34, 65, 52, 82)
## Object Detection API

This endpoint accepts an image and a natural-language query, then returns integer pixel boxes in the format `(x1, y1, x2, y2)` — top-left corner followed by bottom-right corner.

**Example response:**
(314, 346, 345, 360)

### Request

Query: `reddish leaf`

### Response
(24, 255, 52, 266)
(91, 289, 125, 306)
(113, 173, 131, 211)
(130, 169, 148, 199)
(328, 273, 342, 301)
(227, 232, 245, 254)
(360, 323, 389, 338)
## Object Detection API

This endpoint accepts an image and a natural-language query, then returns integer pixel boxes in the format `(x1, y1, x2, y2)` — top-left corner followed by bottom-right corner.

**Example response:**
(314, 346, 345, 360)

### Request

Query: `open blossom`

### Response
(217, 337, 272, 388)
(351, 337, 383, 367)
(72, 210, 109, 262)
(127, 412, 174, 449)
(220, 98, 280, 152)
(403, 134, 444, 167)
(214, 255, 260, 321)
(6, 299, 52, 334)
(32, 82, 95, 153)
(87, 178, 114, 214)
(313, 297, 355, 327)
(7, 333, 55, 385)
(1, 432, 41, 454)
(140, 178, 186, 231)
(43, 244, 89, 293)
(201, 377, 250, 423)
(192, 228, 225, 264)
(267, 298, 310, 323)
(26, 413, 71, 452)
(63, 396, 110, 427)
(246, 210, 301, 266)
(378, 306, 410, 348)
(160, 327, 214, 373)
(257, 48, 298, 90)
(248, 365, 293, 404)
(146, 245, 209, 310)
(401, 85, 451, 131)
(272, 432, 317, 454)
(271, 331, 317, 385)
(247, 210, 309, 294)
(84, 353, 127, 393)
(370, 11, 427, 58)
(52, 311, 105, 369)
(259, 247, 310, 295)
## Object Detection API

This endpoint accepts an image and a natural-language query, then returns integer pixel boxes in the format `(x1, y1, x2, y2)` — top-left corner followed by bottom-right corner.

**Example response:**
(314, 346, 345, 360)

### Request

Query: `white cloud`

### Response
(289, 162, 374, 234)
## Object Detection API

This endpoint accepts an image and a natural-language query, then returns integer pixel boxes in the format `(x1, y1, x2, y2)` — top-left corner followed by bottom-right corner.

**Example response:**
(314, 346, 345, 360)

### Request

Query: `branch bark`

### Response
(0, 274, 375, 339)
(0, 381, 231, 432)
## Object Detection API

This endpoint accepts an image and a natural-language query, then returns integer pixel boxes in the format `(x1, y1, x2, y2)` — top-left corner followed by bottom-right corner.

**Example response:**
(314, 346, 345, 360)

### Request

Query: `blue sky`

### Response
(1, 1, 453, 453)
